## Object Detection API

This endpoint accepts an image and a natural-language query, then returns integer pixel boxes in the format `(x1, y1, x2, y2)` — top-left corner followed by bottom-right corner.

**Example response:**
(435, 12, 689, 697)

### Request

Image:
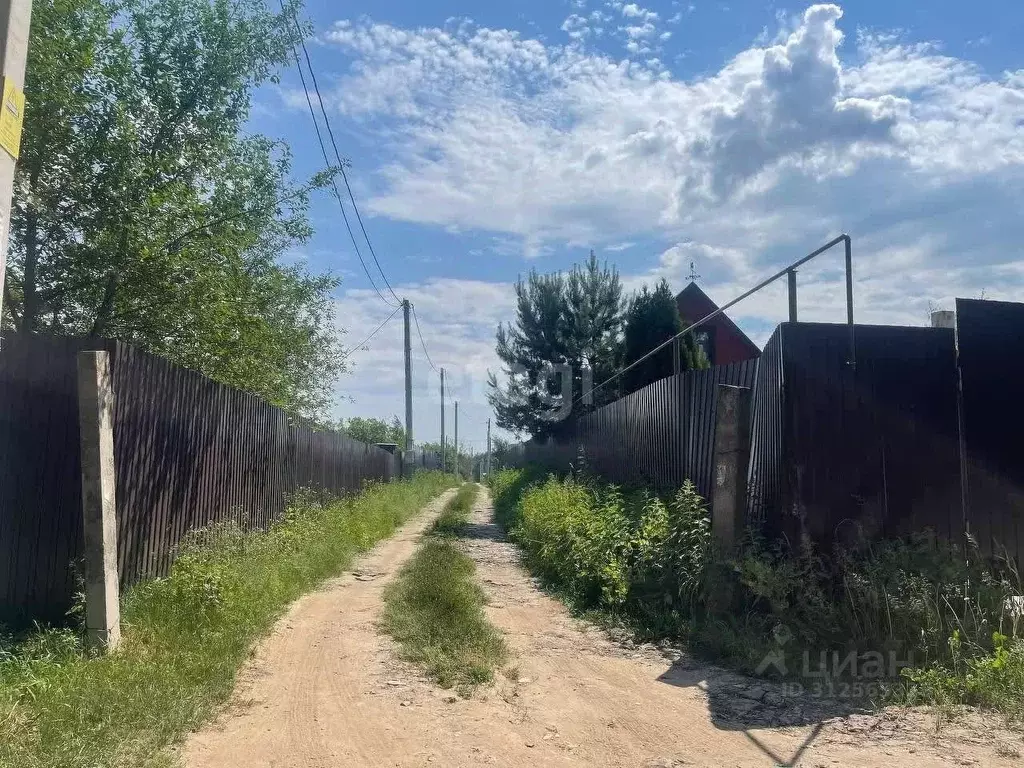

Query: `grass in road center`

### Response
(429, 482, 478, 537)
(383, 484, 508, 692)
(0, 472, 454, 768)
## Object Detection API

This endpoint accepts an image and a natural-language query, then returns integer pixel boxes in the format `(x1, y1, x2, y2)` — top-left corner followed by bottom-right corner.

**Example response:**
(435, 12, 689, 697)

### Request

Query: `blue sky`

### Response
(248, 1, 1024, 450)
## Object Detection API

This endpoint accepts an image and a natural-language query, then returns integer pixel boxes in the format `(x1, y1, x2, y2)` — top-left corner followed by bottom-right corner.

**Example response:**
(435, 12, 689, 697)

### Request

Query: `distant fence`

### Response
(516, 359, 756, 499)
(0, 333, 408, 625)
(510, 304, 1024, 566)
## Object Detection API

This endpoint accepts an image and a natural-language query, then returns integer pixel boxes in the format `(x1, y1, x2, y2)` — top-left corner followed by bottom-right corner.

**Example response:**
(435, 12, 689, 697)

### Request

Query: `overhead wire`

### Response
(339, 305, 403, 362)
(286, 4, 403, 307)
(280, 2, 397, 309)
(280, 8, 497, 429)
(411, 303, 440, 373)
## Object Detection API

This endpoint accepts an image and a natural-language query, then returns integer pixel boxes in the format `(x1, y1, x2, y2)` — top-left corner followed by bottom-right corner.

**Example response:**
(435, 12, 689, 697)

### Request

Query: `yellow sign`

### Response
(0, 77, 25, 160)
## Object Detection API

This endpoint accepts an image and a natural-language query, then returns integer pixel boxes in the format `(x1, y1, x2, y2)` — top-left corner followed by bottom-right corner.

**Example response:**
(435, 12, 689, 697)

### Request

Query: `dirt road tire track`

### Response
(183, 487, 1021, 767)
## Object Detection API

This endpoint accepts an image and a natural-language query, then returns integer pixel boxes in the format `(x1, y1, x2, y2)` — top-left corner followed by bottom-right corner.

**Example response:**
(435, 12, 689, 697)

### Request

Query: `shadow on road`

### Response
(656, 656, 870, 766)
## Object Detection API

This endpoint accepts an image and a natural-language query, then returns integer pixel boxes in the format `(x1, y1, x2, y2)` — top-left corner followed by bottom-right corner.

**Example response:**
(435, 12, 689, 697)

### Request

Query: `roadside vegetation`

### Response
(383, 484, 508, 693)
(488, 467, 1024, 720)
(0, 473, 453, 768)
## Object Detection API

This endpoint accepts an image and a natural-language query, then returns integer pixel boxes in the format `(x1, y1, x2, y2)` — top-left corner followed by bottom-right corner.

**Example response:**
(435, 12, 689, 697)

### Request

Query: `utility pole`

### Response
(440, 367, 445, 473)
(402, 299, 413, 452)
(454, 401, 459, 480)
(486, 418, 491, 477)
(0, 0, 33, 327)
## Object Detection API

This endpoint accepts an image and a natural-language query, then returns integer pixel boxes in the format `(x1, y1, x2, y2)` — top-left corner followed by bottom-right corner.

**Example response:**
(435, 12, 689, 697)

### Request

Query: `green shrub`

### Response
(489, 469, 1024, 717)
(901, 631, 1024, 719)
(499, 472, 711, 619)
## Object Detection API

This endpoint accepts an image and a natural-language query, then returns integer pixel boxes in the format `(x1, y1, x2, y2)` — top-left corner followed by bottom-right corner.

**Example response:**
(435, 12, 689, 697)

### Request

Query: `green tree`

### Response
(3, 0, 342, 420)
(340, 416, 406, 446)
(488, 252, 624, 439)
(622, 279, 706, 394)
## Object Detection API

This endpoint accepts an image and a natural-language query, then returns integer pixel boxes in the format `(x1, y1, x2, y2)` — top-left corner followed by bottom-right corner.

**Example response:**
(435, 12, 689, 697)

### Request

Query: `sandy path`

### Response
(184, 487, 1021, 768)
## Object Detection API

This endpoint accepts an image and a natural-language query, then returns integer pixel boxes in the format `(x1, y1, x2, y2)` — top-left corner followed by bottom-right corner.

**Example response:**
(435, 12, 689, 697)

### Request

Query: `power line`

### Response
(340, 305, 403, 362)
(280, 3, 397, 309)
(287, 5, 402, 307)
(411, 303, 440, 373)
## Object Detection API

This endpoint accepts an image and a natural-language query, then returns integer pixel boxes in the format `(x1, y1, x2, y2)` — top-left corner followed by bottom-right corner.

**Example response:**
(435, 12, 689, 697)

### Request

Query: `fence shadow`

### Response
(655, 655, 868, 766)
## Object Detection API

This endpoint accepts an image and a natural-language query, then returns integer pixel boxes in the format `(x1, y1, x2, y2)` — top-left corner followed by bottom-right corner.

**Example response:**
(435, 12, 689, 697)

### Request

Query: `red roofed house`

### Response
(675, 282, 761, 366)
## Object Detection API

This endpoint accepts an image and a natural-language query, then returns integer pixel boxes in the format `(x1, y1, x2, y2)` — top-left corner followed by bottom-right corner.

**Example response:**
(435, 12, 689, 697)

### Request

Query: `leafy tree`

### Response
(488, 252, 624, 439)
(622, 279, 706, 394)
(2, 0, 342, 420)
(340, 416, 406, 446)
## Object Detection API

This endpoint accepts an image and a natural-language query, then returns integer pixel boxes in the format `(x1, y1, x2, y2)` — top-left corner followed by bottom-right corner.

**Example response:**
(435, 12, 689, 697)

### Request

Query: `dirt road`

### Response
(184, 488, 1021, 767)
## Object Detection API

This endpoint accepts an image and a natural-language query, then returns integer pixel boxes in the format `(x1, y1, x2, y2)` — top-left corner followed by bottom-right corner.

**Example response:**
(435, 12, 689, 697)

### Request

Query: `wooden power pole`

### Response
(0, 0, 32, 326)
(454, 401, 458, 480)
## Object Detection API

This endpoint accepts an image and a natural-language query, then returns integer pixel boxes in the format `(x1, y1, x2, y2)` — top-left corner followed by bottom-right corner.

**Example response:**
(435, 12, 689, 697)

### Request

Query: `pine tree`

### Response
(488, 252, 624, 439)
(622, 279, 706, 395)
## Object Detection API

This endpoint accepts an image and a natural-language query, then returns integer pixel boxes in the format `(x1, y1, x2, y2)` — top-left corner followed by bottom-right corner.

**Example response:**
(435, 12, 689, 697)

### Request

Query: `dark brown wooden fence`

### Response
(1, 333, 403, 625)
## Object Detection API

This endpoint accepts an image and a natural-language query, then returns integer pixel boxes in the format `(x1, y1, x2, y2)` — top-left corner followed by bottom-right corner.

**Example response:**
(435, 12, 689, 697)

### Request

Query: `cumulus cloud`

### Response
(320, 6, 935, 246)
(308, 4, 1024, 361)
(621, 3, 659, 21)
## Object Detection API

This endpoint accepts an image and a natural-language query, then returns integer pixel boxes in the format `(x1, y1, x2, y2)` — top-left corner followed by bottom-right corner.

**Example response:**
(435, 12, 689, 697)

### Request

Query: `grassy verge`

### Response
(0, 472, 454, 768)
(382, 484, 507, 692)
(487, 467, 1024, 721)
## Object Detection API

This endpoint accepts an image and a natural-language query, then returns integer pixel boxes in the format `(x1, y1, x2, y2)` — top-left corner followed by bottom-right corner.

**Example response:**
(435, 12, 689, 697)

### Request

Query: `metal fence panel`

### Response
(956, 298, 1024, 561)
(0, 333, 402, 625)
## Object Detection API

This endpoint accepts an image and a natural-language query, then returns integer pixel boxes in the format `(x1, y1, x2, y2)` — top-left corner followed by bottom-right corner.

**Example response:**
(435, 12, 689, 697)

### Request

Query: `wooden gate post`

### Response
(711, 384, 752, 554)
(77, 350, 121, 651)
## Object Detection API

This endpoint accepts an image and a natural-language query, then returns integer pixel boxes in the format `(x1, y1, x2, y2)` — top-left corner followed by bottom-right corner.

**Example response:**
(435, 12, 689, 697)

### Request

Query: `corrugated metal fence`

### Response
(749, 323, 963, 551)
(516, 358, 757, 500)
(511, 308, 1024, 566)
(1, 333, 405, 624)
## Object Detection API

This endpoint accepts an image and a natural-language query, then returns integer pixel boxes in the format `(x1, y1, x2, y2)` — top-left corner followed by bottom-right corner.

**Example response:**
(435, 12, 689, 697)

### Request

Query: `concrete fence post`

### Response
(77, 350, 121, 651)
(711, 384, 752, 554)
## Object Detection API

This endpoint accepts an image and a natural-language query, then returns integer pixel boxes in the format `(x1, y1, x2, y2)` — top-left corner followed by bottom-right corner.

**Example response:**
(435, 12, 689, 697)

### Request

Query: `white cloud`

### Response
(621, 3, 660, 21)
(311, 4, 1024, 356)
(318, 6, 921, 242)
(561, 13, 591, 40)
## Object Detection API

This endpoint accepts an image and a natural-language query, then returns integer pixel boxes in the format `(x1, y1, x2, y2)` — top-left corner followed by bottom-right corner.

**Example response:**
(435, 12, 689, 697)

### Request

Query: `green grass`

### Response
(429, 482, 478, 536)
(382, 483, 507, 692)
(0, 472, 454, 768)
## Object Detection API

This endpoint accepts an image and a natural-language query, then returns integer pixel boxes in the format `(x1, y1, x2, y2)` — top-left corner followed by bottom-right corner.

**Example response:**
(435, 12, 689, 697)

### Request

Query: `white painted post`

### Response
(77, 350, 120, 651)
